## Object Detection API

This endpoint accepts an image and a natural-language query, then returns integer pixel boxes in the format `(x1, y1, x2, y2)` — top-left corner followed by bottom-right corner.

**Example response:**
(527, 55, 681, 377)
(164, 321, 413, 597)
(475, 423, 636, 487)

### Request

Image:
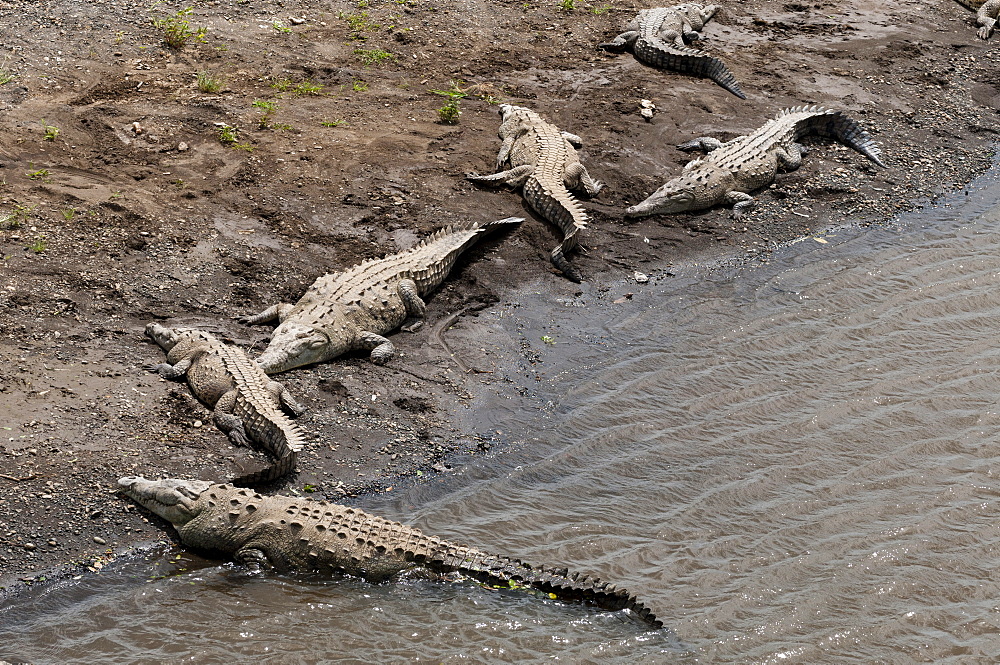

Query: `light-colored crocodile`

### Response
(118, 476, 663, 629)
(625, 106, 885, 219)
(144, 323, 307, 486)
(467, 104, 602, 283)
(242, 217, 522, 373)
(600, 4, 746, 99)
(955, 0, 999, 38)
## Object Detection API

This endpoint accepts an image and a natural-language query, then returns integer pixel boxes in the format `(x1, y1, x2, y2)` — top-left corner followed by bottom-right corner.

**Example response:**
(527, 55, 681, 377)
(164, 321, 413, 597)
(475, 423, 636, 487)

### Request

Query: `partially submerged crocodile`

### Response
(144, 324, 307, 486)
(467, 104, 602, 282)
(118, 476, 663, 629)
(600, 4, 746, 99)
(242, 217, 522, 373)
(955, 0, 999, 39)
(625, 106, 886, 219)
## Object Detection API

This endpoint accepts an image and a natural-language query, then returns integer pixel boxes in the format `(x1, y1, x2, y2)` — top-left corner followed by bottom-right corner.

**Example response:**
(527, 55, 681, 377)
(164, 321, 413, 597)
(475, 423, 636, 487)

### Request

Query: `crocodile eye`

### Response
(308, 338, 326, 349)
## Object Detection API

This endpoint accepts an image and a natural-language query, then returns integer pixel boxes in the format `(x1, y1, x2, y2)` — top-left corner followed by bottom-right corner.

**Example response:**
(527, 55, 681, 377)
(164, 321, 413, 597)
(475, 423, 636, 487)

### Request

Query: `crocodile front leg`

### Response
(977, 1, 999, 39)
(359, 331, 395, 364)
(144, 349, 205, 380)
(397, 278, 427, 333)
(467, 164, 534, 188)
(268, 381, 307, 417)
(213, 389, 251, 447)
(677, 136, 726, 153)
(234, 546, 273, 573)
(599, 30, 639, 50)
(239, 303, 294, 326)
(726, 191, 755, 219)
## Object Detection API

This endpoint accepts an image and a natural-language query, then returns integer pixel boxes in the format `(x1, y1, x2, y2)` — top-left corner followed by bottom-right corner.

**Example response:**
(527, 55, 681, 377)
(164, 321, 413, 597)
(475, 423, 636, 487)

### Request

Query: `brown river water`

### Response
(3, 164, 1000, 663)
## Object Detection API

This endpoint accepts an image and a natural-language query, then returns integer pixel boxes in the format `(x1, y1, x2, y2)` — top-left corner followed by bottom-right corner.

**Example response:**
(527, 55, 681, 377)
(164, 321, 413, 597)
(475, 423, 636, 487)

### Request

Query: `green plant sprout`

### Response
(152, 6, 208, 49)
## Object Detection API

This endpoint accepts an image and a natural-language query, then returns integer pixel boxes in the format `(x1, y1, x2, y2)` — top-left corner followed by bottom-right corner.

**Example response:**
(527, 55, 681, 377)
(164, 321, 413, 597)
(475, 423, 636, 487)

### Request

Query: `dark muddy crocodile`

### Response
(956, 0, 999, 38)
(600, 4, 746, 99)
(144, 323, 307, 486)
(241, 217, 522, 373)
(467, 104, 602, 282)
(625, 105, 885, 219)
(118, 476, 663, 629)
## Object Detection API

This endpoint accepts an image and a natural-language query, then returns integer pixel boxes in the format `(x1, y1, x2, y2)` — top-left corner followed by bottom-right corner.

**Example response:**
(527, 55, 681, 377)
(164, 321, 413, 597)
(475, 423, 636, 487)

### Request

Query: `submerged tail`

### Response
(523, 176, 588, 282)
(419, 543, 663, 629)
(786, 105, 886, 167)
(634, 38, 746, 99)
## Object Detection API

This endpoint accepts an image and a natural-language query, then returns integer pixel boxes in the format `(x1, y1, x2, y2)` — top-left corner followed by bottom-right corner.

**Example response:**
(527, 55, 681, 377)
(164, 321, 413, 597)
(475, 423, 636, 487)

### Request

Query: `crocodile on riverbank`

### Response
(624, 106, 886, 219)
(467, 105, 602, 282)
(955, 0, 999, 38)
(118, 476, 663, 628)
(600, 4, 746, 99)
(241, 217, 522, 373)
(144, 324, 307, 486)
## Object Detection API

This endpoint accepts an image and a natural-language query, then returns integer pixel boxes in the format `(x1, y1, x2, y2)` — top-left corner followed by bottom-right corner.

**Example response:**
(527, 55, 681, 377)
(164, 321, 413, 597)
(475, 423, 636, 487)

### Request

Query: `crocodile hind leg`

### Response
(359, 331, 395, 364)
(564, 162, 603, 197)
(397, 279, 427, 333)
(213, 389, 251, 447)
(466, 164, 533, 188)
(239, 303, 294, 326)
(268, 381, 307, 417)
(775, 143, 807, 172)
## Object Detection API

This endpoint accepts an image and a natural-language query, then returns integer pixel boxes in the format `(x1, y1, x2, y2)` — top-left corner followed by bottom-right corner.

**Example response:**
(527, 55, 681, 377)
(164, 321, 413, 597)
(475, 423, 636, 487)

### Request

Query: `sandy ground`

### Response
(0, 0, 998, 593)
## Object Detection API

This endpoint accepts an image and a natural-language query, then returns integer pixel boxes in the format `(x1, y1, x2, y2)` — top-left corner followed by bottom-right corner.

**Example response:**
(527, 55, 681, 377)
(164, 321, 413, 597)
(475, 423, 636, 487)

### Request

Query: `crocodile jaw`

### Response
(625, 177, 701, 218)
(118, 476, 212, 526)
(145, 322, 181, 351)
(255, 323, 334, 374)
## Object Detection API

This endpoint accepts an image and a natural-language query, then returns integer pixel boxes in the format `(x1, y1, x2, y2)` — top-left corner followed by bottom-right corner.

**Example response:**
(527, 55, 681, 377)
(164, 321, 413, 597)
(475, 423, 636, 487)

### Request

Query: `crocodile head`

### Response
(118, 476, 213, 526)
(145, 322, 183, 351)
(624, 174, 703, 218)
(255, 323, 332, 374)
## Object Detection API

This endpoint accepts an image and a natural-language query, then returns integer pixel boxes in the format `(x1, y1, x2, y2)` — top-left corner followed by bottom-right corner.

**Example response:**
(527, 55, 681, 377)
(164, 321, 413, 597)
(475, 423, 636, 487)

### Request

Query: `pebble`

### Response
(93, 536, 106, 545)
(634, 271, 649, 284)
(193, 420, 203, 428)
(23, 543, 36, 551)
(177, 141, 189, 152)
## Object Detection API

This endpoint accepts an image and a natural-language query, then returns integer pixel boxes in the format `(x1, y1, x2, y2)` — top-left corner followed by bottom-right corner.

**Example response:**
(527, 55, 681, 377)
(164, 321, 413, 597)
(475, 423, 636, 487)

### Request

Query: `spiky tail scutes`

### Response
(634, 38, 746, 99)
(786, 106, 886, 168)
(522, 176, 588, 282)
(216, 344, 307, 487)
(420, 544, 663, 629)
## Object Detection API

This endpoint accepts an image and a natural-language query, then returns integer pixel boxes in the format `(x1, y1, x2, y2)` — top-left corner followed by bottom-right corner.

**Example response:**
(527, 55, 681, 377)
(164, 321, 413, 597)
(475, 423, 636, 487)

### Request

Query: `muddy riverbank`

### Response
(1, 0, 998, 593)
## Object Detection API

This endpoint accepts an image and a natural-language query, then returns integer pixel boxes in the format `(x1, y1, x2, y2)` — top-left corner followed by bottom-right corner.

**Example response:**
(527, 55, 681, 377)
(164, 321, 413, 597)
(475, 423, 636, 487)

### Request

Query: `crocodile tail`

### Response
(231, 448, 298, 486)
(787, 105, 886, 167)
(422, 544, 663, 629)
(523, 176, 588, 281)
(954, 0, 987, 9)
(634, 38, 746, 99)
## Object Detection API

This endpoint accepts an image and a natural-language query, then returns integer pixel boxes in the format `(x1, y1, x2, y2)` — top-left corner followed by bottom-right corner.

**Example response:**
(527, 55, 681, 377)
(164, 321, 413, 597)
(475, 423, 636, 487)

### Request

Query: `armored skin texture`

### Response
(144, 324, 308, 486)
(625, 106, 886, 219)
(242, 217, 522, 373)
(118, 477, 663, 629)
(467, 104, 603, 283)
(955, 0, 999, 38)
(600, 4, 746, 99)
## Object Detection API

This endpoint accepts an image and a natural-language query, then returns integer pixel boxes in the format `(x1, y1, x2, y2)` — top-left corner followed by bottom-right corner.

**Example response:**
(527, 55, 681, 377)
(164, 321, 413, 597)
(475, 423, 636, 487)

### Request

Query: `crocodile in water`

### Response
(118, 476, 663, 628)
(600, 4, 746, 99)
(625, 106, 885, 219)
(144, 323, 307, 486)
(242, 217, 522, 373)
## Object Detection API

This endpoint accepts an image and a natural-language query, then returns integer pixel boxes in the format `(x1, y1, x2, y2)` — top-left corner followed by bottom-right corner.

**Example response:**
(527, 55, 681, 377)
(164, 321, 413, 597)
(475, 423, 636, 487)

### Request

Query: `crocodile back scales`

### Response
(178, 484, 663, 629)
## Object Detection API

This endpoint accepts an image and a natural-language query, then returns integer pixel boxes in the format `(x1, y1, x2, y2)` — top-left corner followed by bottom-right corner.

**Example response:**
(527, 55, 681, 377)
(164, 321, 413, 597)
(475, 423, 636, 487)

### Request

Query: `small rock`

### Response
(290, 16, 305, 24)
(193, 420, 203, 428)
(634, 271, 649, 283)
(47, 539, 58, 547)
(131, 122, 143, 134)
(177, 141, 189, 152)
(23, 542, 36, 551)
(93, 536, 106, 545)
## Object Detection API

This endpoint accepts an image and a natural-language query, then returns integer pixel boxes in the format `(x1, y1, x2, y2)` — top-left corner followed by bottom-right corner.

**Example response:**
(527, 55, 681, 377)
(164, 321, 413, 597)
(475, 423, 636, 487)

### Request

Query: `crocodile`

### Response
(955, 0, 999, 38)
(467, 104, 602, 283)
(242, 217, 522, 373)
(118, 476, 663, 629)
(600, 4, 746, 99)
(624, 106, 886, 219)
(144, 323, 307, 486)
